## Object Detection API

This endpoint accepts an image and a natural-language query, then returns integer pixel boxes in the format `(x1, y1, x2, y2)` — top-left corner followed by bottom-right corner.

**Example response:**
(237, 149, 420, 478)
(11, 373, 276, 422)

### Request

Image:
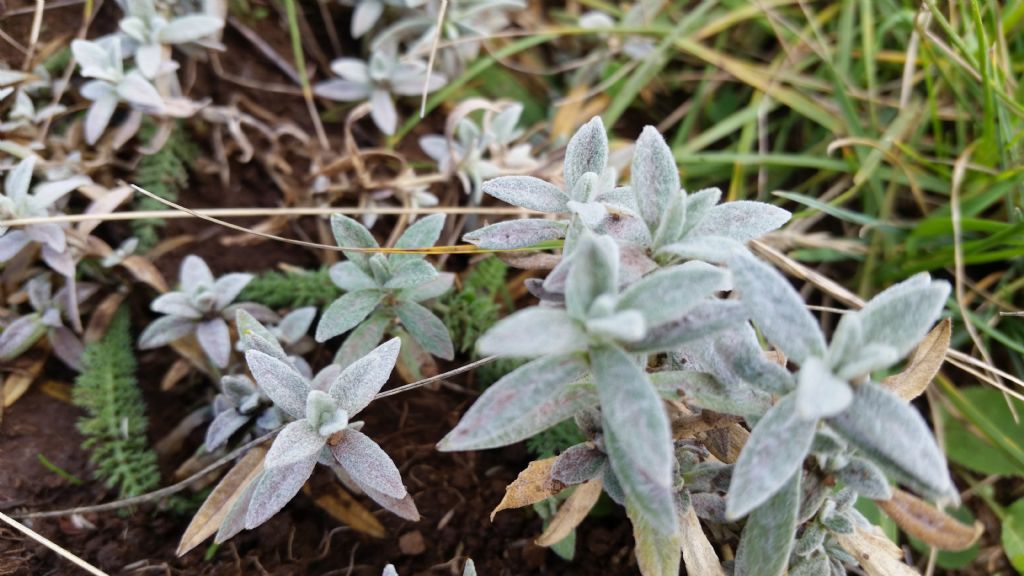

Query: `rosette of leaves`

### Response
(138, 255, 271, 368)
(463, 116, 625, 253)
(204, 374, 282, 452)
(718, 254, 956, 575)
(0, 274, 97, 369)
(786, 489, 864, 575)
(440, 231, 739, 537)
(0, 89, 66, 133)
(373, 0, 526, 77)
(0, 156, 89, 276)
(212, 311, 417, 542)
(118, 0, 225, 78)
(313, 44, 445, 135)
(315, 213, 455, 366)
(71, 37, 164, 145)
(419, 103, 539, 204)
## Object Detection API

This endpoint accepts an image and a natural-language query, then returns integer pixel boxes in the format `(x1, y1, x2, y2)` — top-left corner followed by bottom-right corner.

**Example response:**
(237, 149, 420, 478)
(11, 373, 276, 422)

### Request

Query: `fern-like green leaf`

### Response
(72, 308, 160, 499)
(441, 257, 510, 355)
(238, 267, 342, 309)
(132, 121, 199, 250)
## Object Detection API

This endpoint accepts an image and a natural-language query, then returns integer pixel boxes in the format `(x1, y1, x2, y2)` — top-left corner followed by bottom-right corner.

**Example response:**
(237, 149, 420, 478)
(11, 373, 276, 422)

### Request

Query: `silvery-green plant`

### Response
(359, 168, 439, 229)
(440, 231, 738, 537)
(118, 0, 225, 78)
(204, 374, 282, 451)
(313, 44, 446, 135)
(138, 255, 271, 368)
(373, 0, 525, 77)
(724, 255, 955, 518)
(316, 213, 455, 366)
(0, 89, 66, 134)
(0, 274, 97, 370)
(213, 311, 417, 543)
(234, 306, 317, 356)
(419, 103, 540, 204)
(71, 37, 165, 145)
(463, 116, 624, 252)
(0, 156, 89, 276)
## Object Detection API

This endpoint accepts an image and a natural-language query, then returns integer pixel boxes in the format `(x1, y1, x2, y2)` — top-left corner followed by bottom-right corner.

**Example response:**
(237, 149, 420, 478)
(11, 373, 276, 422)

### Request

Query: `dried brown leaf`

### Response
(878, 488, 982, 551)
(310, 484, 387, 539)
(836, 525, 920, 576)
(2, 350, 47, 408)
(84, 292, 127, 344)
(679, 504, 725, 576)
(177, 446, 267, 556)
(161, 358, 194, 391)
(882, 319, 950, 401)
(121, 255, 169, 293)
(40, 380, 72, 403)
(701, 424, 748, 464)
(491, 457, 563, 521)
(535, 478, 603, 547)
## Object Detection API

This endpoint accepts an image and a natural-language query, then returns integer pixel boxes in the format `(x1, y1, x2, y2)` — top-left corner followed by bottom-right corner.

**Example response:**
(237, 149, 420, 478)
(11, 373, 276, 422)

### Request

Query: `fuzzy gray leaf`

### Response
(796, 357, 853, 420)
(243, 456, 318, 529)
(330, 214, 379, 270)
(137, 315, 196, 349)
(734, 470, 801, 576)
(563, 116, 608, 191)
(477, 307, 586, 358)
(329, 337, 400, 415)
(657, 236, 746, 264)
(316, 290, 383, 342)
(205, 410, 252, 451)
(245, 349, 309, 420)
(835, 456, 893, 501)
(551, 443, 607, 485)
(331, 428, 407, 499)
(626, 299, 747, 354)
(631, 125, 680, 229)
(727, 395, 816, 520)
(400, 272, 455, 302)
(197, 318, 231, 368)
(675, 372, 773, 418)
(265, 421, 326, 469)
(566, 232, 619, 319)
(617, 261, 725, 328)
(438, 353, 592, 451)
(334, 312, 390, 368)
(729, 252, 826, 365)
(463, 219, 568, 249)
(481, 175, 569, 213)
(391, 213, 445, 267)
(827, 381, 956, 501)
(395, 300, 454, 360)
(674, 322, 794, 396)
(689, 201, 791, 243)
(236, 309, 289, 362)
(361, 480, 420, 521)
(150, 292, 201, 319)
(384, 258, 438, 290)
(593, 344, 677, 536)
(329, 261, 378, 291)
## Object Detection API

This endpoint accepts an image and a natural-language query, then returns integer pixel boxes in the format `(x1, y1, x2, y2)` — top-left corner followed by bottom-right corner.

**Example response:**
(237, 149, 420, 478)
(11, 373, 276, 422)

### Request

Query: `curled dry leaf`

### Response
(836, 524, 921, 576)
(535, 478, 603, 547)
(121, 255, 170, 293)
(2, 349, 47, 409)
(877, 488, 983, 551)
(491, 457, 564, 521)
(161, 358, 194, 391)
(309, 484, 387, 539)
(882, 319, 950, 401)
(679, 504, 725, 576)
(177, 446, 267, 556)
(84, 292, 128, 344)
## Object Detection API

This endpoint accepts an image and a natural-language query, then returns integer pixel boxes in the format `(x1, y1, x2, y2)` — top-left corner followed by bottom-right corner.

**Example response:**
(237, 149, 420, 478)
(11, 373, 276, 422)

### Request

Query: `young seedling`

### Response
(138, 255, 271, 368)
(316, 213, 455, 366)
(0, 274, 97, 369)
(212, 310, 417, 543)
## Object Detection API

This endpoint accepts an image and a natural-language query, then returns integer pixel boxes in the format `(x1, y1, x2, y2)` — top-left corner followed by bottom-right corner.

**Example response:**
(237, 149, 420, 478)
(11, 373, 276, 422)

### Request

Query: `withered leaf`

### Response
(679, 504, 725, 576)
(491, 457, 563, 521)
(177, 446, 267, 556)
(535, 479, 603, 547)
(311, 484, 387, 539)
(882, 319, 950, 401)
(878, 488, 982, 551)
(836, 525, 921, 576)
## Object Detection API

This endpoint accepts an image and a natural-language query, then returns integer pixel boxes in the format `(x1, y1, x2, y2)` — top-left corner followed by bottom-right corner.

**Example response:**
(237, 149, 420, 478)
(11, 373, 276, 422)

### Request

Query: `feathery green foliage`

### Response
(73, 308, 160, 499)
(237, 267, 342, 309)
(441, 257, 509, 355)
(132, 121, 199, 250)
(527, 419, 586, 460)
